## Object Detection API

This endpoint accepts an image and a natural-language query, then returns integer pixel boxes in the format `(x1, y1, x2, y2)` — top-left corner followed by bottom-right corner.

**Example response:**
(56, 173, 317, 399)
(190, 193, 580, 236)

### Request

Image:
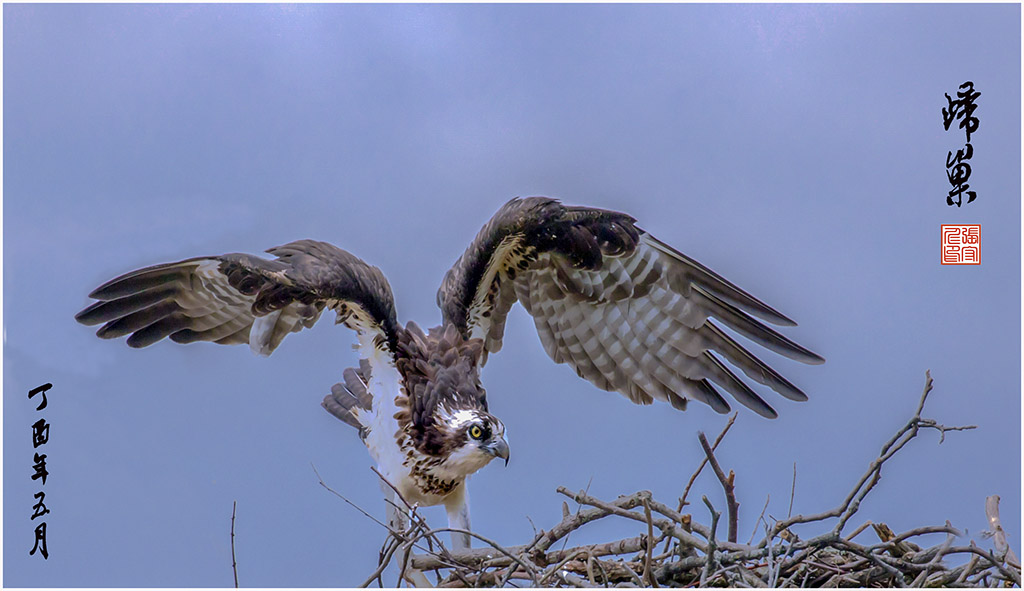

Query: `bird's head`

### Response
(399, 322, 510, 477)
(435, 407, 509, 477)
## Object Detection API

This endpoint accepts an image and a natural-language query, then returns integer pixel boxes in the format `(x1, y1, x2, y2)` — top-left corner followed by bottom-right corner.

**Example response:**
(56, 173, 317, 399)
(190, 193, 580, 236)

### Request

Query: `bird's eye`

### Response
(469, 424, 484, 440)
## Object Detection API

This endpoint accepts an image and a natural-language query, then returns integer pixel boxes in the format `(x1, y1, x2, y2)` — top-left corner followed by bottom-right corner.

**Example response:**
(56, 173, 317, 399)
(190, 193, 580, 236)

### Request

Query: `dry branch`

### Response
(986, 495, 1021, 570)
(323, 372, 1017, 587)
(698, 430, 739, 543)
(230, 500, 239, 588)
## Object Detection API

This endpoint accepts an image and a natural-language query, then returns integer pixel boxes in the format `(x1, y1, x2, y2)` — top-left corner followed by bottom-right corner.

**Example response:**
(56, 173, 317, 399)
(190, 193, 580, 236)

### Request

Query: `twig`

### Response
(956, 554, 981, 585)
(910, 526, 956, 587)
(230, 500, 239, 588)
(879, 523, 962, 549)
(396, 532, 415, 587)
(560, 476, 594, 554)
(351, 371, 1013, 588)
(748, 494, 770, 545)
(618, 561, 644, 586)
(555, 487, 710, 551)
(762, 371, 977, 544)
(665, 413, 737, 557)
(954, 543, 1023, 586)
(986, 494, 1021, 569)
(677, 412, 737, 512)
(556, 570, 598, 588)
(700, 496, 720, 586)
(422, 527, 541, 586)
(642, 498, 658, 587)
(312, 463, 399, 536)
(371, 465, 415, 512)
(845, 520, 873, 541)
(360, 537, 404, 588)
(698, 431, 739, 544)
(587, 555, 610, 588)
(832, 537, 907, 587)
(788, 462, 796, 519)
(764, 519, 782, 588)
(539, 549, 584, 586)
(412, 536, 648, 571)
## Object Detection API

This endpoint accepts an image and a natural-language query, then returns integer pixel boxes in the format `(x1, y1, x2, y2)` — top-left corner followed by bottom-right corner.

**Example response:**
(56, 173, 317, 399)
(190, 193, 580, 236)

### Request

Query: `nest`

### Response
(318, 372, 1020, 588)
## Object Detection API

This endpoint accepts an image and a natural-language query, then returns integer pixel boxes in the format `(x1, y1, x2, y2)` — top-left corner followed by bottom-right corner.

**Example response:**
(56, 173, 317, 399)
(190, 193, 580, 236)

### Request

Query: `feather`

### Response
(76, 241, 399, 356)
(322, 366, 374, 438)
(437, 196, 823, 417)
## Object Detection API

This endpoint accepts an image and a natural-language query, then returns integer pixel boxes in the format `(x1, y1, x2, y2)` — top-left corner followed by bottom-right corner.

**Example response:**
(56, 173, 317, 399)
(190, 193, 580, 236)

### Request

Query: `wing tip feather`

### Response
(643, 233, 801, 327)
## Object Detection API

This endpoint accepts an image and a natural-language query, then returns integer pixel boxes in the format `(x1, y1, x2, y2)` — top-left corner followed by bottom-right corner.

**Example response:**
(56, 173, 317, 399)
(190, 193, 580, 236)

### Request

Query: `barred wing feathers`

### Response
(322, 359, 375, 439)
(76, 239, 400, 356)
(438, 197, 823, 419)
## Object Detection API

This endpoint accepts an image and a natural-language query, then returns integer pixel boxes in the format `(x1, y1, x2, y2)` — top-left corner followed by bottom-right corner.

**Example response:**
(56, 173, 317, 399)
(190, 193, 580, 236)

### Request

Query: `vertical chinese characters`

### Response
(941, 82, 980, 207)
(29, 383, 52, 560)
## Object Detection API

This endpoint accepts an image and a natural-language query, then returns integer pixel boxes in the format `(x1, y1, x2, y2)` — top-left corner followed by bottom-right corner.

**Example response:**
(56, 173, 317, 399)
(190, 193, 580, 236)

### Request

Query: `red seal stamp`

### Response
(941, 225, 981, 265)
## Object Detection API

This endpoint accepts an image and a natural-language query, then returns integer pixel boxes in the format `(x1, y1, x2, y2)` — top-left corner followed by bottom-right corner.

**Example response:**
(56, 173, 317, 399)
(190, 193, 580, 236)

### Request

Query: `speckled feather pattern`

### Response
(437, 197, 823, 419)
(77, 196, 821, 530)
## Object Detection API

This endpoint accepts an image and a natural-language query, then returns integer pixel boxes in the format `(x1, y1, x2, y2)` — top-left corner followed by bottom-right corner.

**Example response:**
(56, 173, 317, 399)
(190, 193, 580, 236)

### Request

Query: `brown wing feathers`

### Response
(437, 198, 640, 337)
(438, 196, 823, 418)
(322, 360, 375, 438)
(77, 197, 820, 424)
(76, 240, 399, 354)
(76, 258, 256, 348)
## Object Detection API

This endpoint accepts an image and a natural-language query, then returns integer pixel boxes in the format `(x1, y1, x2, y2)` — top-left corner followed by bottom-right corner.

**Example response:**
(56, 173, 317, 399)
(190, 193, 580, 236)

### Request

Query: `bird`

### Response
(75, 196, 823, 551)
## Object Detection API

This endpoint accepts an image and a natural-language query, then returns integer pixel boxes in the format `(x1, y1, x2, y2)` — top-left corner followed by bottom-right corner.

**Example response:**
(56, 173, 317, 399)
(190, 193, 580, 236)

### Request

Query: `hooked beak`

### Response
(486, 438, 510, 466)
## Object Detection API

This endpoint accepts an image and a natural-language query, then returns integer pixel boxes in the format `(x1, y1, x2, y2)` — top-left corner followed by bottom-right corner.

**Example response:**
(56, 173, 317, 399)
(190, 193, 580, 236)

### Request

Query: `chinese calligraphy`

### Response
(28, 383, 52, 559)
(941, 81, 980, 207)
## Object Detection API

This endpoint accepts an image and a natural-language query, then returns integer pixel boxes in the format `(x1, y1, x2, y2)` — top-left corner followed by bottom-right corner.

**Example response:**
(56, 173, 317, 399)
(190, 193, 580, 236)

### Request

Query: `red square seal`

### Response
(941, 225, 981, 265)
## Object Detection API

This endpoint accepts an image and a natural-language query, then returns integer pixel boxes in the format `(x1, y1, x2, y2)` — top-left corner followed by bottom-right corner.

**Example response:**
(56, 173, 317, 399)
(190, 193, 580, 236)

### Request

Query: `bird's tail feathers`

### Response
(322, 365, 374, 439)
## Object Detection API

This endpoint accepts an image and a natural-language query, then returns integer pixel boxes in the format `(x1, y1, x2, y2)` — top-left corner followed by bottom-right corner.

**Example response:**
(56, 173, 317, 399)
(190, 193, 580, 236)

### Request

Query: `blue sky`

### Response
(3, 4, 1020, 586)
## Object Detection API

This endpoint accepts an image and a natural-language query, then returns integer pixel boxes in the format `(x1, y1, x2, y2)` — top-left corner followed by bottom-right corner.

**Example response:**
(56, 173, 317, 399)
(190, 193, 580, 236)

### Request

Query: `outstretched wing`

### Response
(76, 239, 400, 356)
(437, 197, 823, 419)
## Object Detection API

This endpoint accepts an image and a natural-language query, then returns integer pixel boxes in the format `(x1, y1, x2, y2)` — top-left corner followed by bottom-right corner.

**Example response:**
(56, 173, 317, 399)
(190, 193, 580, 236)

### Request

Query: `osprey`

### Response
(75, 197, 822, 550)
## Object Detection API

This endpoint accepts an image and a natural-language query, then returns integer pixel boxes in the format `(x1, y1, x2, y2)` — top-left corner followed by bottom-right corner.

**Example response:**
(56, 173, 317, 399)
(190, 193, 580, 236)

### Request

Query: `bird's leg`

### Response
(380, 479, 408, 534)
(444, 484, 472, 550)
(379, 481, 431, 587)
